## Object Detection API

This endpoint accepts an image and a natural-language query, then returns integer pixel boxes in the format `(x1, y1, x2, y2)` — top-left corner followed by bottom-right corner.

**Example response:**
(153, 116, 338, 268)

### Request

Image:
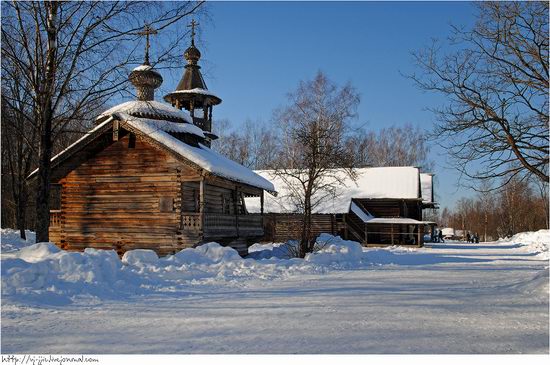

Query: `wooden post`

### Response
(343, 214, 348, 240)
(364, 224, 368, 245)
(417, 225, 421, 247)
(112, 120, 119, 141)
(260, 190, 264, 215)
(199, 176, 205, 233)
(390, 224, 394, 245)
(234, 187, 239, 236)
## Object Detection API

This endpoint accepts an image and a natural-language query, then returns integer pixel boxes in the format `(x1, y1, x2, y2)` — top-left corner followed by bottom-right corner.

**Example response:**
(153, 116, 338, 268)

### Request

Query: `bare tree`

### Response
(1, 1, 206, 240)
(212, 118, 280, 169)
(1, 84, 37, 239)
(272, 71, 360, 258)
(346, 123, 433, 171)
(410, 1, 549, 188)
(445, 176, 547, 240)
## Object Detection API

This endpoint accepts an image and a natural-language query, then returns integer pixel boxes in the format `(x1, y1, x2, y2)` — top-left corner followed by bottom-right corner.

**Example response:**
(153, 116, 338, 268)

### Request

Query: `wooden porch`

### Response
(181, 213, 264, 238)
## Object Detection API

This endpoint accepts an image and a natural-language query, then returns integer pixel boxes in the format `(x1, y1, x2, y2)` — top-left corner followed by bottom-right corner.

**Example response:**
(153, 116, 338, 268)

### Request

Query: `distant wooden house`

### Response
(28, 29, 275, 257)
(246, 167, 437, 247)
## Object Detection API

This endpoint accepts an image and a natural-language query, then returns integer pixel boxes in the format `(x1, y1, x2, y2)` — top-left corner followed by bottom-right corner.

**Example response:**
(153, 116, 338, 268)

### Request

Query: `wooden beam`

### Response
(199, 176, 205, 234)
(113, 120, 119, 141)
(234, 187, 240, 236)
(260, 190, 264, 215)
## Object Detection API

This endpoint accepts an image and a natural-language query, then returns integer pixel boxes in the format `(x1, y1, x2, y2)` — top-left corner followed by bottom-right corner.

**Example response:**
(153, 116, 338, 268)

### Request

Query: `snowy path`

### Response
(2, 240, 548, 354)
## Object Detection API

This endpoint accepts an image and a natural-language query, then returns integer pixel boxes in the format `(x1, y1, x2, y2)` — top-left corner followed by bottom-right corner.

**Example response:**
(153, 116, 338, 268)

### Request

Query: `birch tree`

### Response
(272, 72, 360, 258)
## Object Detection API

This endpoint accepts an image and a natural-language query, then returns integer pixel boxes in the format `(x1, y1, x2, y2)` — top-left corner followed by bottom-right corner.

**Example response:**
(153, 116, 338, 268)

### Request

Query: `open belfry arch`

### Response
(28, 22, 276, 257)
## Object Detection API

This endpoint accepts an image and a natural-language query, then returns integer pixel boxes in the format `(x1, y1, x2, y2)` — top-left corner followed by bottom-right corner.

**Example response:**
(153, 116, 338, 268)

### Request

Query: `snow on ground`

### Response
(0, 228, 36, 253)
(1, 230, 548, 354)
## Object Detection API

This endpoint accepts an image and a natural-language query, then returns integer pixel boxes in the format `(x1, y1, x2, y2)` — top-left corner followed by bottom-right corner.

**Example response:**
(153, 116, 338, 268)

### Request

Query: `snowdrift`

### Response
(2, 229, 548, 305)
(1, 235, 365, 305)
(499, 229, 550, 260)
(0, 228, 36, 252)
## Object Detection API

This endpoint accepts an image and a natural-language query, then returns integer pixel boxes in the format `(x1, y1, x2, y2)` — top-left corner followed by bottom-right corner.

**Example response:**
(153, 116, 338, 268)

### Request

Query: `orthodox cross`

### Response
(187, 19, 199, 46)
(138, 24, 157, 65)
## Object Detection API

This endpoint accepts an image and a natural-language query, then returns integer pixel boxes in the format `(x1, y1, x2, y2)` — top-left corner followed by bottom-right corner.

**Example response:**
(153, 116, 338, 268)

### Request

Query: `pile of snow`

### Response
(1, 228, 36, 252)
(121, 249, 159, 267)
(3, 229, 548, 306)
(248, 241, 296, 260)
(305, 234, 364, 267)
(1, 235, 367, 305)
(248, 235, 366, 268)
(499, 230, 550, 259)
(2, 243, 132, 305)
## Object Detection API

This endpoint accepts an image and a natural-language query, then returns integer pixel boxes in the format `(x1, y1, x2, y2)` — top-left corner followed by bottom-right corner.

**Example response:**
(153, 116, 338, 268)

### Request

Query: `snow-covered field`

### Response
(1, 229, 548, 354)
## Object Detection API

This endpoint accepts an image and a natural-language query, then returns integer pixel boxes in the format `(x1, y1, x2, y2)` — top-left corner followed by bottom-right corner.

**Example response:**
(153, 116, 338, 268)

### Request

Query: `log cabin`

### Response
(28, 27, 275, 257)
(246, 167, 437, 247)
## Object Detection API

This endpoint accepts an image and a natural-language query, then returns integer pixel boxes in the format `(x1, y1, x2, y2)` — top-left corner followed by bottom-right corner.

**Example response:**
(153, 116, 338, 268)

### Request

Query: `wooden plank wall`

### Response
(50, 134, 196, 256)
(262, 214, 346, 243)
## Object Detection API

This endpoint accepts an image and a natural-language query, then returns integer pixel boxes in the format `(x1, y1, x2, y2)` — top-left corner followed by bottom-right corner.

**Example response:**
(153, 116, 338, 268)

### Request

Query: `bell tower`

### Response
(164, 20, 221, 145)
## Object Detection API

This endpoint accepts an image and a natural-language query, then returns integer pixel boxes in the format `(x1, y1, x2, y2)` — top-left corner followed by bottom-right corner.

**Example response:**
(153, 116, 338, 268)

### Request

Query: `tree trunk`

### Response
(35, 119, 53, 242)
(35, 1, 58, 243)
(16, 184, 27, 241)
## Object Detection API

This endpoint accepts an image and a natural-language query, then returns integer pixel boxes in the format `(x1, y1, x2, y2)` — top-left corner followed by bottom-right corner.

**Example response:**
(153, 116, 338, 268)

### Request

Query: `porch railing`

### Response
(181, 213, 263, 237)
(50, 210, 62, 228)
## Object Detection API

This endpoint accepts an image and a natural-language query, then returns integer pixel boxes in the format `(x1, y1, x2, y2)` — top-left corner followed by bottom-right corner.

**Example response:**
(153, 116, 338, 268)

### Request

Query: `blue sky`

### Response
(159, 1, 480, 210)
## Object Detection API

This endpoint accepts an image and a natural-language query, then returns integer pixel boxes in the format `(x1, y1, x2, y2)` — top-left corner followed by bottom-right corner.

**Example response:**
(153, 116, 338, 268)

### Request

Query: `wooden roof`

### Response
(27, 115, 275, 194)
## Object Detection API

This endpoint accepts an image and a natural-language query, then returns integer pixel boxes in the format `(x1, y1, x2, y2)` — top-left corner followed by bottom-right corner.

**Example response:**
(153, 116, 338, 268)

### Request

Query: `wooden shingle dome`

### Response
(164, 20, 221, 143)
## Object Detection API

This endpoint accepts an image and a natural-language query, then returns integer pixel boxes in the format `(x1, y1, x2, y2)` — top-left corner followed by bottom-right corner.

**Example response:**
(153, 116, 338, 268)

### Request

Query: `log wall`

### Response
(50, 134, 195, 256)
(49, 133, 266, 257)
(262, 214, 346, 243)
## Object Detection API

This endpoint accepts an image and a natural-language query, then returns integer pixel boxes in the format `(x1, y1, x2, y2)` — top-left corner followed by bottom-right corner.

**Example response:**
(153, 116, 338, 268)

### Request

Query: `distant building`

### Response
(246, 167, 437, 247)
(441, 228, 456, 240)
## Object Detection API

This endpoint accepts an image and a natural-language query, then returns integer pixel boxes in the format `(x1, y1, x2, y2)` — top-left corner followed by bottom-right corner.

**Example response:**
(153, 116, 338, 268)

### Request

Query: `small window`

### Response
(159, 196, 173, 212)
(50, 184, 62, 211)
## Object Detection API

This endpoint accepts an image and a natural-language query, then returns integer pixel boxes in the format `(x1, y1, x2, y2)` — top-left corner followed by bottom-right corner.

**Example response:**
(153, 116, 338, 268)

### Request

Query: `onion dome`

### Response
(129, 64, 163, 101)
(129, 25, 163, 101)
(184, 44, 201, 65)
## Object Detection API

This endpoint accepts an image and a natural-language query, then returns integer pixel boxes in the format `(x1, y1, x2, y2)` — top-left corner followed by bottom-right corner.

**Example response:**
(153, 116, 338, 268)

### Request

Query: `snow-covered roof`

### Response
(28, 118, 114, 179)
(133, 64, 153, 72)
(117, 113, 205, 139)
(170, 87, 219, 98)
(420, 173, 434, 203)
(366, 218, 430, 225)
(120, 116, 275, 192)
(245, 167, 421, 214)
(99, 100, 192, 124)
(29, 113, 275, 193)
